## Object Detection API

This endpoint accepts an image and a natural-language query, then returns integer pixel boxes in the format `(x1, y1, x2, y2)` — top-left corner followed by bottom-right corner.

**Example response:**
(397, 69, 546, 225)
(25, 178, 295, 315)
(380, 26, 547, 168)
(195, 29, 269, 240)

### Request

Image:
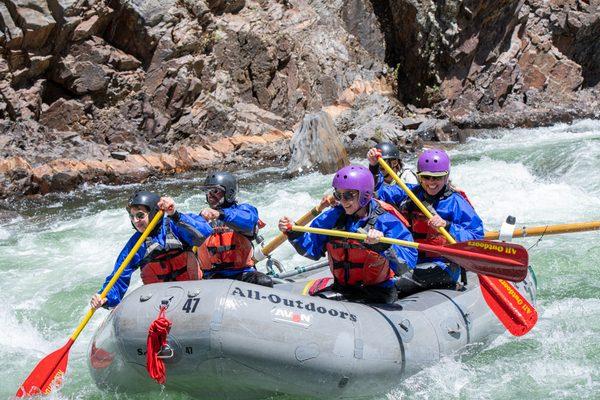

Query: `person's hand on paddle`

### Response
(90, 294, 107, 310)
(364, 228, 383, 244)
(158, 196, 176, 216)
(201, 208, 221, 221)
(428, 214, 448, 229)
(278, 216, 293, 233)
(367, 148, 382, 166)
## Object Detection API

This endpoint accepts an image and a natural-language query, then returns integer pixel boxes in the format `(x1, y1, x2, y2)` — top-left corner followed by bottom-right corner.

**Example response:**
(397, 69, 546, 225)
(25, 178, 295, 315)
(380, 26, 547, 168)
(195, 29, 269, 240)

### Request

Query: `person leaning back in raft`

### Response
(374, 149, 485, 295)
(196, 171, 273, 288)
(90, 191, 212, 309)
(278, 165, 417, 304)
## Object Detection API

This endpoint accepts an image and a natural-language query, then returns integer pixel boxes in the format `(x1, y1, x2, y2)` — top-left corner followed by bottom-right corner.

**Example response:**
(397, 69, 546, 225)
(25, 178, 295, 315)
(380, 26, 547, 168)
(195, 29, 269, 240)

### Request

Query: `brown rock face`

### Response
(373, 0, 598, 123)
(0, 0, 598, 199)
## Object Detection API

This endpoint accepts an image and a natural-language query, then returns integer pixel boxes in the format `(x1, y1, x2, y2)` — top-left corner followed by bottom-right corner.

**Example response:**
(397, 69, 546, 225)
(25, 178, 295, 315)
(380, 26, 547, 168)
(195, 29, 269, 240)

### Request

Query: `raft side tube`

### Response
(89, 270, 536, 399)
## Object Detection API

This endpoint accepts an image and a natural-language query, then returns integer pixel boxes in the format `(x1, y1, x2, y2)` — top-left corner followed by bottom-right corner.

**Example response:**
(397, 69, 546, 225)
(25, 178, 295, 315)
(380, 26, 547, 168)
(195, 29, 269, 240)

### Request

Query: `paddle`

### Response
(16, 211, 164, 397)
(377, 156, 537, 336)
(253, 196, 333, 262)
(485, 220, 600, 240)
(289, 225, 528, 281)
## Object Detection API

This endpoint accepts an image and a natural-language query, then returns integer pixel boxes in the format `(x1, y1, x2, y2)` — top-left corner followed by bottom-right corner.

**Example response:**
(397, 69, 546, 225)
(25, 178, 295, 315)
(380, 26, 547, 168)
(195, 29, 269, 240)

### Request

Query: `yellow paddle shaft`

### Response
(254, 196, 333, 261)
(377, 157, 456, 244)
(290, 224, 419, 249)
(70, 210, 164, 341)
(485, 220, 600, 240)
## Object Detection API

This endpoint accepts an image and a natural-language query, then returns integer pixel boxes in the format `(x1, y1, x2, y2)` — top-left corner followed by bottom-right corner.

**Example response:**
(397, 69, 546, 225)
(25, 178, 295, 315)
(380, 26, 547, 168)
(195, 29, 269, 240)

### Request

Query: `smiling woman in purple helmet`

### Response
(278, 165, 417, 304)
(388, 149, 485, 294)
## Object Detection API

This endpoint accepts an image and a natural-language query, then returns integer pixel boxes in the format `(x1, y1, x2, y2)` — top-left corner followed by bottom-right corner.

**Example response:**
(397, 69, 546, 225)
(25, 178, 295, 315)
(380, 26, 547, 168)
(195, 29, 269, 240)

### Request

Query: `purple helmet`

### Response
(332, 165, 374, 207)
(417, 149, 450, 176)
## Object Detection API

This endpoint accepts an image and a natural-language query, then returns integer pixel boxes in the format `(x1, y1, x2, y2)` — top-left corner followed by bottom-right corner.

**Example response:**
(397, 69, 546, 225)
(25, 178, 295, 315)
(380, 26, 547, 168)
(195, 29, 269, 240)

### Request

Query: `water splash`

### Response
(4, 119, 600, 399)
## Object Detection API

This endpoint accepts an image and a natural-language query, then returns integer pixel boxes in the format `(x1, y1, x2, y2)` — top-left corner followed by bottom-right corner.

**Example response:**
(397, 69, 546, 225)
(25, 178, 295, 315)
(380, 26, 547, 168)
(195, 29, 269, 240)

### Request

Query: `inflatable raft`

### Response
(88, 268, 537, 399)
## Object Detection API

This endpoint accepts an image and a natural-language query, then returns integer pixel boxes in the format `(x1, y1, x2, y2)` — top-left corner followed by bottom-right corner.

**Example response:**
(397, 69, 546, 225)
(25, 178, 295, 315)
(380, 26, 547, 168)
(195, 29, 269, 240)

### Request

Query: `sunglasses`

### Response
(129, 211, 148, 221)
(419, 175, 445, 181)
(333, 190, 359, 201)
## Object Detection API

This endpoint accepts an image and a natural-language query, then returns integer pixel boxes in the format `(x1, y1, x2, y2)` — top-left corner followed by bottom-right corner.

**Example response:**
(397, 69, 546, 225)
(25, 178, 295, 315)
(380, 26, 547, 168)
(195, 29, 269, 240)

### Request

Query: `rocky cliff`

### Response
(0, 0, 598, 198)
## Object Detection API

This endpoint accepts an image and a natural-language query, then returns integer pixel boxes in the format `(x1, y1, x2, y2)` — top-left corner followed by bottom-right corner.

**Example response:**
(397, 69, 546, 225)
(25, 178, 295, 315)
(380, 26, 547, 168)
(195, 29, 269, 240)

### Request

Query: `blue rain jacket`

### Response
(398, 184, 484, 281)
(100, 212, 212, 307)
(287, 199, 418, 288)
(376, 181, 416, 206)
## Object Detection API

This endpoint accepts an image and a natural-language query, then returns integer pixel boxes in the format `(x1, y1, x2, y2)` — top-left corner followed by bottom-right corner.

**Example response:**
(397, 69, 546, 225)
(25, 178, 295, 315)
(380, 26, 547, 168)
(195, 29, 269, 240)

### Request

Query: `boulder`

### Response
(40, 99, 88, 131)
(14, 4, 56, 49)
(287, 111, 348, 175)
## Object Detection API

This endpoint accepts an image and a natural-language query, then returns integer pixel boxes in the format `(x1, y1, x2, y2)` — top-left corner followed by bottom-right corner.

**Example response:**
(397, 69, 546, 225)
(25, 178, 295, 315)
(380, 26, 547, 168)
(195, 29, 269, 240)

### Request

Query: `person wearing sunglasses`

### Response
(366, 142, 404, 192)
(91, 191, 213, 309)
(196, 171, 273, 287)
(278, 165, 417, 304)
(391, 149, 484, 294)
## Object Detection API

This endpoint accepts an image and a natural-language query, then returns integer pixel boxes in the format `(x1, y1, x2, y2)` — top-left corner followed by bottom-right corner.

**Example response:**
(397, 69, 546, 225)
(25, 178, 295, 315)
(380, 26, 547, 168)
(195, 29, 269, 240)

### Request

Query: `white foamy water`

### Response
(2, 119, 600, 399)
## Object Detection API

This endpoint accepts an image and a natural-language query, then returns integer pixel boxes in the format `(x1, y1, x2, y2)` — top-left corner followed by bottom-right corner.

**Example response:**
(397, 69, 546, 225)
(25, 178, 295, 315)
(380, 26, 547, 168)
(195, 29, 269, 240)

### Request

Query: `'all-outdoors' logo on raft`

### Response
(231, 287, 358, 322)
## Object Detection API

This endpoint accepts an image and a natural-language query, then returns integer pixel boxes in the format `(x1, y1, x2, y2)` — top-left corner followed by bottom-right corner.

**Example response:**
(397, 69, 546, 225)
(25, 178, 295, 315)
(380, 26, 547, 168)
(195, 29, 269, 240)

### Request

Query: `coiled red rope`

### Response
(146, 304, 172, 384)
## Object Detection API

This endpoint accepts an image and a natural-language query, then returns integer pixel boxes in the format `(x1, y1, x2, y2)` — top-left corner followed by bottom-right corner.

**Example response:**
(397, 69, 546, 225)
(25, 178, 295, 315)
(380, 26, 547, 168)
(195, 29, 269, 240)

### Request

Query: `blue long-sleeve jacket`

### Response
(373, 181, 484, 282)
(377, 181, 415, 206)
(398, 185, 484, 280)
(400, 185, 484, 243)
(216, 202, 258, 236)
(376, 182, 484, 240)
(100, 212, 212, 308)
(203, 202, 260, 278)
(287, 199, 418, 287)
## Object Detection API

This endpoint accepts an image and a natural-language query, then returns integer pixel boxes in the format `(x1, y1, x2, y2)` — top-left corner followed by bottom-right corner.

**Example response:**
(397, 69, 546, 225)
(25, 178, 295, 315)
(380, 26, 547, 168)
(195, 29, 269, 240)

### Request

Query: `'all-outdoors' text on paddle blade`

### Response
(480, 276, 538, 336)
(440, 240, 529, 282)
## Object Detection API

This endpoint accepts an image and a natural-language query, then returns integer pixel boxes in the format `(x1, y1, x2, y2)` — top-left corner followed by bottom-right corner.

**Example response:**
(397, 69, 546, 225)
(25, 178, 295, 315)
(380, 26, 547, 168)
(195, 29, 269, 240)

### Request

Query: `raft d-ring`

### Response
(157, 344, 174, 359)
(140, 293, 153, 302)
(446, 322, 461, 335)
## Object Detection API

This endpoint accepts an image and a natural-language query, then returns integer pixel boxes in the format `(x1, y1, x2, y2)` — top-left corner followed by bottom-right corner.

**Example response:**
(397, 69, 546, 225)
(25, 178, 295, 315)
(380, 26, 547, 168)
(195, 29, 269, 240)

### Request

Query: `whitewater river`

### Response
(1, 119, 599, 399)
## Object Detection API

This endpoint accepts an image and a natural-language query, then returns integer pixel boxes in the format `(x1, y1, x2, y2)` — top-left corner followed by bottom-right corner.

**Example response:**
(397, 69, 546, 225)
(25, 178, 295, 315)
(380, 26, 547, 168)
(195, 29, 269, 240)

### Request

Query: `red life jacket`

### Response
(197, 225, 255, 271)
(404, 209, 447, 258)
(400, 186, 472, 258)
(140, 250, 202, 284)
(325, 204, 394, 287)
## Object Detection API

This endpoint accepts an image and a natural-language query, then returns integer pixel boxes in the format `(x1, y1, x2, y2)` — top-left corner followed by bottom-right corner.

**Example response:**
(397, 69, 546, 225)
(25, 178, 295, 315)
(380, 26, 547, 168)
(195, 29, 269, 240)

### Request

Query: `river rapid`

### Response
(1, 119, 600, 399)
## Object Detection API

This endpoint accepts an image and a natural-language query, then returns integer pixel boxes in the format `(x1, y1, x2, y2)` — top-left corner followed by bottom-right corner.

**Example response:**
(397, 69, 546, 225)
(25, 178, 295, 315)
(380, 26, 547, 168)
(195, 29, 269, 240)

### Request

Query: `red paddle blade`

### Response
(480, 275, 538, 336)
(16, 339, 73, 397)
(442, 240, 529, 282)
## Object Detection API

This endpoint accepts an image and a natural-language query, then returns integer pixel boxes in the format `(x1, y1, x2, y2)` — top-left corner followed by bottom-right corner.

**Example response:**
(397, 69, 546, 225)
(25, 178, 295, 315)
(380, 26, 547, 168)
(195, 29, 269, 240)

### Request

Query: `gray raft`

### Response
(88, 268, 537, 399)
